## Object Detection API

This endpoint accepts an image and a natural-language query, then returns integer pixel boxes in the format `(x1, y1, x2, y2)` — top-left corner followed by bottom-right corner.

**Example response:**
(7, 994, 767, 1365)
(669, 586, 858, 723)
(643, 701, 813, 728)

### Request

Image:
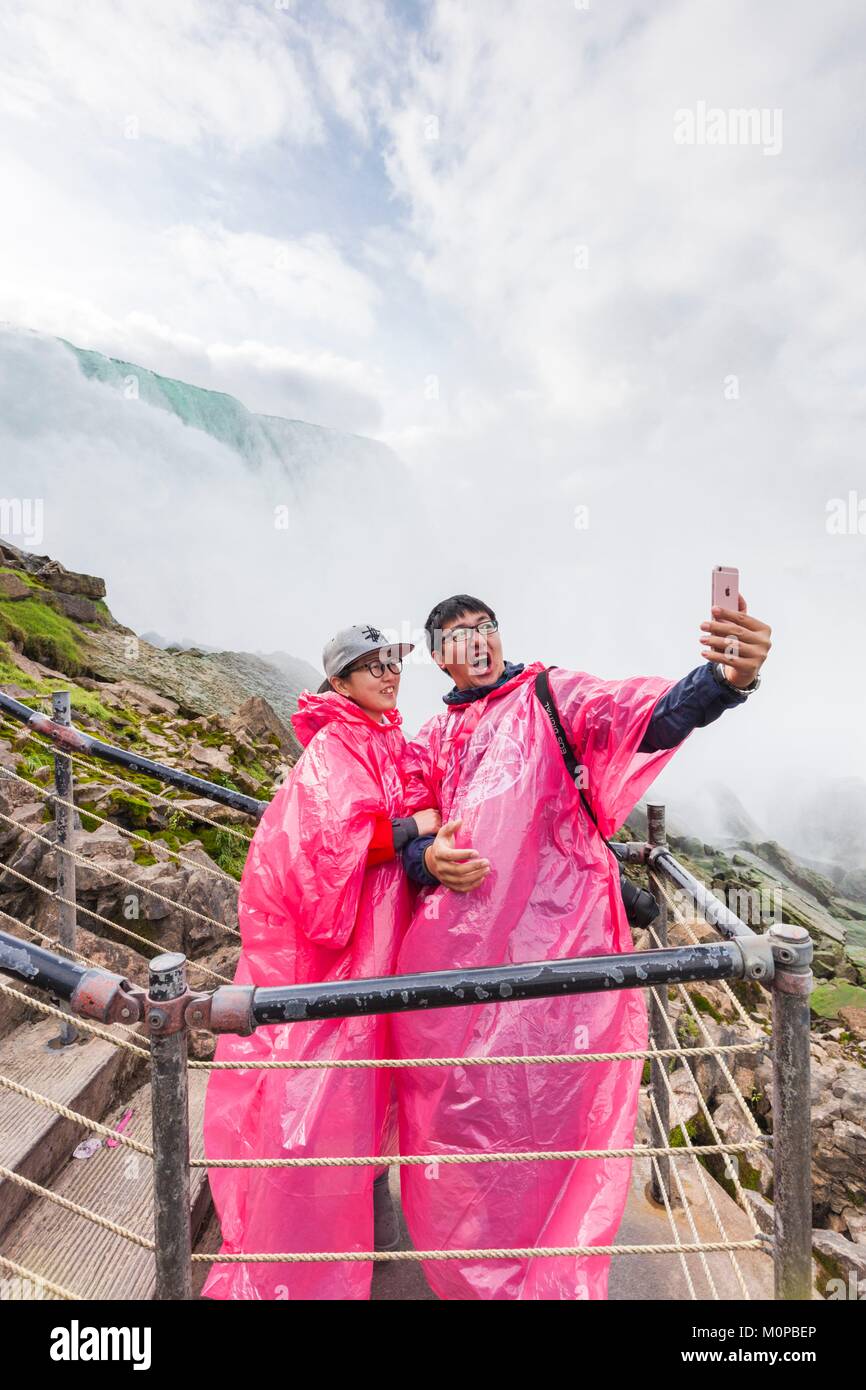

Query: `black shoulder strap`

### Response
(534, 667, 602, 837)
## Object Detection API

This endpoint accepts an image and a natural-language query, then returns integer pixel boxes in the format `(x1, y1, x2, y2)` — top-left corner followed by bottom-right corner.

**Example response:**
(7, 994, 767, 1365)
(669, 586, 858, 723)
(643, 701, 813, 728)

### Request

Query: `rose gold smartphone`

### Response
(712, 565, 739, 610)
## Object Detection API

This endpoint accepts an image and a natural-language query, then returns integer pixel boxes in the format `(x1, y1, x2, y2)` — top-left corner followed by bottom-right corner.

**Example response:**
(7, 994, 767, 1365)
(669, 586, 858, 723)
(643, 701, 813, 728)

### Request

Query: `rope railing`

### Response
(0, 858, 233, 984)
(0, 689, 813, 1302)
(0, 808, 241, 940)
(0, 757, 242, 885)
(1, 714, 257, 842)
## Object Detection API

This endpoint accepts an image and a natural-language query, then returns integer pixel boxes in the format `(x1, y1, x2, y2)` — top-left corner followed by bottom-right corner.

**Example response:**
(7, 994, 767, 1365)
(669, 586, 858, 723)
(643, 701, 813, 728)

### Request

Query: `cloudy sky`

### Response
(1, 0, 864, 848)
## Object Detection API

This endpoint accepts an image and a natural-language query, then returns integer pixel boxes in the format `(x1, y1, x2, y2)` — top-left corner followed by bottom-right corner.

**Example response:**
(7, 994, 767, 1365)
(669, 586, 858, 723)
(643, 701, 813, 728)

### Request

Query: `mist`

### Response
(1, 324, 863, 869)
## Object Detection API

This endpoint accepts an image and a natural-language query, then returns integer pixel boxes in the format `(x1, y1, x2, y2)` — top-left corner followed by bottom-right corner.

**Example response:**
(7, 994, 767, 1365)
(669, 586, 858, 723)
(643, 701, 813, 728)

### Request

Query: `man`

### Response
(393, 592, 771, 1300)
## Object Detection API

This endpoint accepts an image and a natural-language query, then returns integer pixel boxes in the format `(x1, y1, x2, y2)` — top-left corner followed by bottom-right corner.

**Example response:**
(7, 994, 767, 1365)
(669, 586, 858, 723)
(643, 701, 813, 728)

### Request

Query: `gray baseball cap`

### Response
(321, 624, 414, 680)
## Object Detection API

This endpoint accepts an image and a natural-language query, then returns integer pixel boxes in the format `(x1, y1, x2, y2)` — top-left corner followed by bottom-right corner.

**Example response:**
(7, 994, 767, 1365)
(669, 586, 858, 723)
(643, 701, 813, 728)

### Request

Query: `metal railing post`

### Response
(149, 951, 193, 1301)
(52, 690, 77, 1045)
(646, 803, 677, 1206)
(767, 924, 813, 1300)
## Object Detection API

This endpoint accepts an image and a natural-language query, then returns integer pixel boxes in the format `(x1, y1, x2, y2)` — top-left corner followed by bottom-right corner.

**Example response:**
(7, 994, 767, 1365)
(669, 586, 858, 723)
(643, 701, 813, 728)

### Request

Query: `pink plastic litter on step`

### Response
(105, 1108, 134, 1148)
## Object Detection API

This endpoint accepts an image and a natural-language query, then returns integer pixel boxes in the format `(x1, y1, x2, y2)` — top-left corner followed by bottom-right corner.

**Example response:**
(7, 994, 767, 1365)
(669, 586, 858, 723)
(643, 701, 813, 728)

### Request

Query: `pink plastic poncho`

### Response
(394, 661, 686, 1300)
(202, 690, 423, 1301)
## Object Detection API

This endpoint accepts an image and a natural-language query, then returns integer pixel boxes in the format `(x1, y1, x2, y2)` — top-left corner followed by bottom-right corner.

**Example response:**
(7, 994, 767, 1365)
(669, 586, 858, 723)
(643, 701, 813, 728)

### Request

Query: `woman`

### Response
(202, 624, 439, 1300)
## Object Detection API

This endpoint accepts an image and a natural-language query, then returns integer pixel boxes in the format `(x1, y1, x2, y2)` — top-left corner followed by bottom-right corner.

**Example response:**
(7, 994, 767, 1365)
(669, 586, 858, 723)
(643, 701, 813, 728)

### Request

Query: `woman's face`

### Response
(331, 653, 401, 719)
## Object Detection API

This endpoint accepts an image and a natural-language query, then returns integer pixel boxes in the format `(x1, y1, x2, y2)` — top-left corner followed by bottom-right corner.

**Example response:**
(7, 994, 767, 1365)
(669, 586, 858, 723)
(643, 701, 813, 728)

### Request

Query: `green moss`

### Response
(197, 826, 252, 880)
(0, 597, 85, 673)
(669, 1116, 702, 1148)
(690, 991, 725, 1023)
(106, 790, 151, 829)
(729, 978, 765, 1012)
(641, 1060, 652, 1085)
(0, 567, 47, 590)
(132, 849, 158, 867)
(810, 979, 866, 1020)
(737, 1158, 761, 1192)
(77, 801, 102, 833)
(812, 1246, 846, 1299)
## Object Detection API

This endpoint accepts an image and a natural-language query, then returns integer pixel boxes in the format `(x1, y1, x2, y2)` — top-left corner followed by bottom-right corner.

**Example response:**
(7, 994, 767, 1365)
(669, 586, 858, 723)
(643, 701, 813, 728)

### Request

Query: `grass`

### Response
(0, 597, 85, 673)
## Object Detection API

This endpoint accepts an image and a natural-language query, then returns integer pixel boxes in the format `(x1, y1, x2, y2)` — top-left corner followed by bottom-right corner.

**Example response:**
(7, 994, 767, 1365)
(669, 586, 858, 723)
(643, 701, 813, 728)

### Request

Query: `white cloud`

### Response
(163, 226, 379, 336)
(0, 0, 321, 150)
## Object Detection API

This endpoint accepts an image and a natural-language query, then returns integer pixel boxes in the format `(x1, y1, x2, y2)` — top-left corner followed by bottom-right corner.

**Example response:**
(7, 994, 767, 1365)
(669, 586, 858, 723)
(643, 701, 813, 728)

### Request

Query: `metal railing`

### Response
(0, 690, 814, 1301)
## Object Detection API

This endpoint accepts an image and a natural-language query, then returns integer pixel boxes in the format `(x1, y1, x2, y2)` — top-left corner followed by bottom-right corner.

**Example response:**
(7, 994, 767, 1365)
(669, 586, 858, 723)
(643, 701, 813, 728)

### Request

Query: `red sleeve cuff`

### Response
(366, 815, 395, 866)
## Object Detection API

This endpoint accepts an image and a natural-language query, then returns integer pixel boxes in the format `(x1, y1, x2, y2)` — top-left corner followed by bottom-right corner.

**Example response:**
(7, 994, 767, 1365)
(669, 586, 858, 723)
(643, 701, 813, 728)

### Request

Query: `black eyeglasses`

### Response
(347, 658, 402, 679)
(440, 619, 498, 649)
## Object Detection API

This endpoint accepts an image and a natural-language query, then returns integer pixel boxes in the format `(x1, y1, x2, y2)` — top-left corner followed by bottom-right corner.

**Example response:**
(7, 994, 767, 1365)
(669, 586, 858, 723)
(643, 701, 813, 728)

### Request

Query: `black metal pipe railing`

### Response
(648, 846, 758, 939)
(0, 928, 750, 1028)
(0, 691, 266, 819)
(251, 942, 748, 1025)
(0, 928, 88, 996)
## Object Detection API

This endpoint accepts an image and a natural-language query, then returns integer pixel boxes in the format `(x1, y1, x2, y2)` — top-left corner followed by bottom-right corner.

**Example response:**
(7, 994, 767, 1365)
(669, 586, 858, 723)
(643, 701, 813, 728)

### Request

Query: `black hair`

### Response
(424, 594, 497, 653)
(317, 656, 367, 695)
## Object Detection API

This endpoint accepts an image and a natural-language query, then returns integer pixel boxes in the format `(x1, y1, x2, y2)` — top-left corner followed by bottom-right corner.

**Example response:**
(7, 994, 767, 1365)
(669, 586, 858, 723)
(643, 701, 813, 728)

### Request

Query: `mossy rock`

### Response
(77, 801, 102, 833)
(810, 979, 866, 1020)
(197, 825, 252, 880)
(0, 596, 85, 674)
(106, 790, 152, 829)
(676, 1013, 701, 1046)
(812, 1246, 847, 1300)
(729, 977, 766, 1012)
(690, 991, 725, 1023)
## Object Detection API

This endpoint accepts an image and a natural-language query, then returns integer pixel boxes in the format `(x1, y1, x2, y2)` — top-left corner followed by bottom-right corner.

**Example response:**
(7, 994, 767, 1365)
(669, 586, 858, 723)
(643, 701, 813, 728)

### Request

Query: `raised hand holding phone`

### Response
(701, 567, 772, 690)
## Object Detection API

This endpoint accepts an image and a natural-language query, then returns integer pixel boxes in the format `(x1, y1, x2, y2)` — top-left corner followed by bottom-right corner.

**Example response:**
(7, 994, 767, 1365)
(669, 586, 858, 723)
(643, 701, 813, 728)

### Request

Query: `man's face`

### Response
(432, 609, 505, 691)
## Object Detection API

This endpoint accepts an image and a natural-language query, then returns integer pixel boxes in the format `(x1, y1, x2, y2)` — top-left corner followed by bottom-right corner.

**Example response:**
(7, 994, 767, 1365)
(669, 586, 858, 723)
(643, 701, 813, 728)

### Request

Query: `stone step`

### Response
(0, 1017, 142, 1238)
(0, 1069, 210, 1299)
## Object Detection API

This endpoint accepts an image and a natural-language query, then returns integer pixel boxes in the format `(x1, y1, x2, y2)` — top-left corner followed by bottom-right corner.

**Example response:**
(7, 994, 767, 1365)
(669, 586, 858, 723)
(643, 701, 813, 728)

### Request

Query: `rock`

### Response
(683, 980, 735, 1022)
(742, 1189, 774, 1235)
(46, 592, 99, 623)
(0, 573, 30, 600)
(810, 978, 866, 1020)
(163, 798, 254, 828)
(635, 1088, 652, 1145)
(109, 681, 179, 716)
(830, 1065, 866, 1112)
(812, 1228, 866, 1284)
(73, 782, 113, 806)
(841, 1206, 866, 1244)
(35, 558, 106, 600)
(187, 742, 234, 776)
(226, 766, 261, 797)
(666, 1064, 703, 1130)
(711, 1093, 774, 1196)
(189, 1029, 216, 1061)
(839, 1005, 866, 1041)
(227, 695, 296, 757)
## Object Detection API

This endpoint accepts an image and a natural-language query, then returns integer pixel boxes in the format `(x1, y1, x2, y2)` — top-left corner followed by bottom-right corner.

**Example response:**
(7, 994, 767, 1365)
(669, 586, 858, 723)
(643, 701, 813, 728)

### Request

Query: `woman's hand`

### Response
(412, 807, 442, 837)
